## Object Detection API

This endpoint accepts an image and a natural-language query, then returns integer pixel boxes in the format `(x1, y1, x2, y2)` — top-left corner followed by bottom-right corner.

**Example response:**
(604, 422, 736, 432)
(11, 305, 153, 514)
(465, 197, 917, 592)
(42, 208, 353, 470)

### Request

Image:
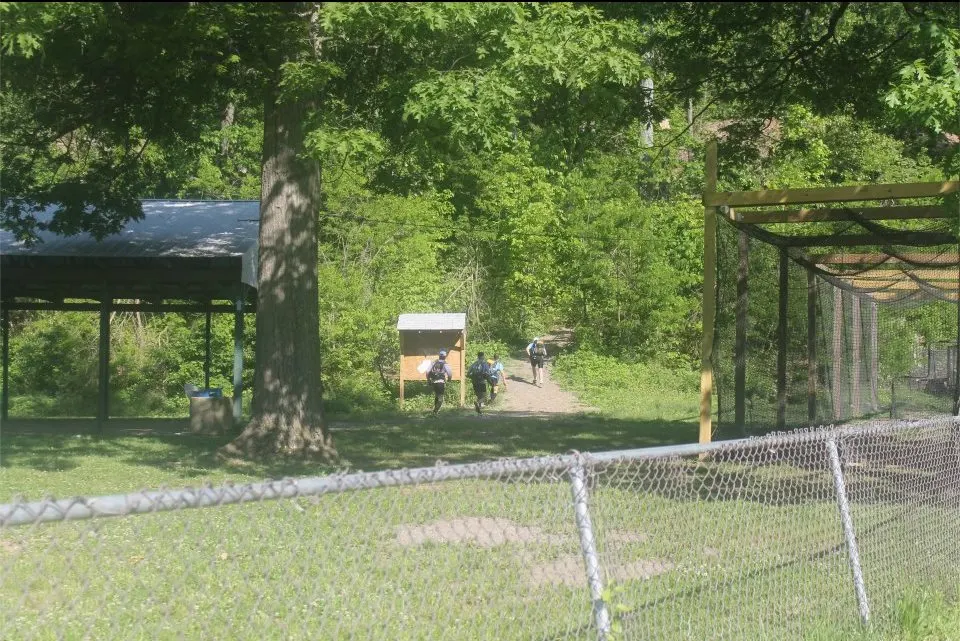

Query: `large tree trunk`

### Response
(222, 4, 333, 460)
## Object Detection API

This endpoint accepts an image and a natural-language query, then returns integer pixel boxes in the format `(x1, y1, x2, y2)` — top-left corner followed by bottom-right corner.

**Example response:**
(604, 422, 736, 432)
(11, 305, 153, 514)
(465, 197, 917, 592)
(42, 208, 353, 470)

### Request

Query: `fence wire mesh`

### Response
(2, 417, 959, 640)
(714, 215, 959, 438)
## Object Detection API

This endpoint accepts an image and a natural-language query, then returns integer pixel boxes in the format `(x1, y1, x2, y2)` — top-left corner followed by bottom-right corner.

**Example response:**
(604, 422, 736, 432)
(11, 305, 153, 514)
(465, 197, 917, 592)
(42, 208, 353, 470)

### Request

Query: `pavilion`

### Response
(0, 200, 260, 427)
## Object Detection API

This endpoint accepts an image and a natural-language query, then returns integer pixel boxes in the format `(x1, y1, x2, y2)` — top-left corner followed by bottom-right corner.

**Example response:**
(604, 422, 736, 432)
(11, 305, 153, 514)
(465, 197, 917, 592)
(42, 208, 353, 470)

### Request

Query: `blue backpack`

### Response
(468, 360, 490, 383)
(530, 344, 546, 366)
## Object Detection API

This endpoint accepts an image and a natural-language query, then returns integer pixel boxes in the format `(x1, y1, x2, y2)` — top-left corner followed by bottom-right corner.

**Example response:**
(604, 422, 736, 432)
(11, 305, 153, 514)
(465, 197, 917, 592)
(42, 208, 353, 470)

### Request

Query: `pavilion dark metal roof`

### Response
(1, 200, 260, 304)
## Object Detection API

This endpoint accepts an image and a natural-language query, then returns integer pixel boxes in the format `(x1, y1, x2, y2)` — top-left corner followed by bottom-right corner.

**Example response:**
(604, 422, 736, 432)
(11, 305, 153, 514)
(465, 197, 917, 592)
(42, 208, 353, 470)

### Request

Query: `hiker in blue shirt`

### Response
(425, 350, 453, 415)
(488, 354, 507, 402)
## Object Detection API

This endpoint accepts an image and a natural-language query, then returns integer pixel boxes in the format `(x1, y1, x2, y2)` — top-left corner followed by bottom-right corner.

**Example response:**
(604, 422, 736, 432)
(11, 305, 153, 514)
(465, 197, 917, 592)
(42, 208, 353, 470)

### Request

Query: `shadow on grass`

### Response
(5, 416, 956, 512)
(0, 414, 698, 483)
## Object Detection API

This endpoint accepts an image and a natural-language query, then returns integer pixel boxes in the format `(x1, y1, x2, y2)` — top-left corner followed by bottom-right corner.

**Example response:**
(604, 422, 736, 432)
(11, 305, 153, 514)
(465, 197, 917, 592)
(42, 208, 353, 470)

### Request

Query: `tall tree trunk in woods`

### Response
(222, 2, 334, 459)
(219, 102, 235, 158)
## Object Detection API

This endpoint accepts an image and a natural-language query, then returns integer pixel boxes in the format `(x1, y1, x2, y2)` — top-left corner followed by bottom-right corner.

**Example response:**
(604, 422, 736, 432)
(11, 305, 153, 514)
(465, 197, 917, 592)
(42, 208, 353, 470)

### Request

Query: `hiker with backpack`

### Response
(525, 336, 541, 382)
(530, 339, 547, 387)
(488, 354, 507, 402)
(467, 351, 492, 415)
(425, 349, 453, 415)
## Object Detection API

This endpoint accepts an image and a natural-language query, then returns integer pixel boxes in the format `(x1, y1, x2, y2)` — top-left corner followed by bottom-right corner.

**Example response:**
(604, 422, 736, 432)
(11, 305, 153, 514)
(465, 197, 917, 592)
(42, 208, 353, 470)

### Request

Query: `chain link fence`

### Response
(2, 417, 959, 640)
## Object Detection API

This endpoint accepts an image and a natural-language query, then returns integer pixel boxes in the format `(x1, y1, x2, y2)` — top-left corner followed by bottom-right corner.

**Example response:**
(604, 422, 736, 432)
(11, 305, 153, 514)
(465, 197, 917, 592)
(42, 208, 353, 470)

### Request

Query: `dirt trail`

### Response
(488, 330, 595, 416)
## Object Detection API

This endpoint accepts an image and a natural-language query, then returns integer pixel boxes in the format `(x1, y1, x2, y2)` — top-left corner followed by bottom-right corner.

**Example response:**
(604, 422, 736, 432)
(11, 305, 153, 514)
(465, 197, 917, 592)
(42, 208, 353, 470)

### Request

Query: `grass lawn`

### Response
(0, 409, 697, 499)
(2, 420, 959, 640)
(1, 375, 957, 640)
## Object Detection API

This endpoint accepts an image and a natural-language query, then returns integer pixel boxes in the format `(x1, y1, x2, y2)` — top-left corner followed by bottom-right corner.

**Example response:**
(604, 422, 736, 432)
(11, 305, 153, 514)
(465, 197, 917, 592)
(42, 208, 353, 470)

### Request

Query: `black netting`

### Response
(714, 215, 958, 438)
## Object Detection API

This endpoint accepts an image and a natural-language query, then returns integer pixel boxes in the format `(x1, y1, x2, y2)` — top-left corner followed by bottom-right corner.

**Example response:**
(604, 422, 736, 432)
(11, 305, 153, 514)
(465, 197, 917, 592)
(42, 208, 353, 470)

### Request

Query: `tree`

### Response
(222, 3, 332, 457)
(2, 1, 651, 456)
(2, 2, 334, 457)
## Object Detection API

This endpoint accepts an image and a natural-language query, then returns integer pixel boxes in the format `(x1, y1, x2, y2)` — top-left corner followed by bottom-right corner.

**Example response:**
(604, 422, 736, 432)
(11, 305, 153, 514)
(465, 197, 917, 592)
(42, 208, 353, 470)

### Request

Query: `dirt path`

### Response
(488, 330, 595, 416)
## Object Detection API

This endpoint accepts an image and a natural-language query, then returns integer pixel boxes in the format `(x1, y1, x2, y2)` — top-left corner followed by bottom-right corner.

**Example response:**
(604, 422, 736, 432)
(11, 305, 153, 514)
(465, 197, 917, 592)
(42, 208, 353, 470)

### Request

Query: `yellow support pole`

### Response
(460, 330, 467, 407)
(399, 353, 405, 409)
(700, 139, 718, 444)
(399, 332, 406, 409)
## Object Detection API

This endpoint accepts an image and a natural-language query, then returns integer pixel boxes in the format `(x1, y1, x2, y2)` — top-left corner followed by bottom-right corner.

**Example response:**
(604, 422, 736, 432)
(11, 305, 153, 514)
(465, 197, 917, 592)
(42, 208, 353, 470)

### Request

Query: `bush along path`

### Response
(487, 331, 595, 416)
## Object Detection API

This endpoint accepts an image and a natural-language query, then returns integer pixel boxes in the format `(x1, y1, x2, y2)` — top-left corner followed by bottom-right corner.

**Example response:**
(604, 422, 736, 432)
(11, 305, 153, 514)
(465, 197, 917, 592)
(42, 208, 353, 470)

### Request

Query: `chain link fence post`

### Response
(568, 456, 612, 640)
(952, 419, 960, 468)
(826, 437, 871, 626)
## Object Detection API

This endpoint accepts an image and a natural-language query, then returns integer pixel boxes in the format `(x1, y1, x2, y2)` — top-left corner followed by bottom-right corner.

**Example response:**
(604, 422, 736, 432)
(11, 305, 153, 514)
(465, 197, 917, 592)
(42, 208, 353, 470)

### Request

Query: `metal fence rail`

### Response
(2, 417, 959, 640)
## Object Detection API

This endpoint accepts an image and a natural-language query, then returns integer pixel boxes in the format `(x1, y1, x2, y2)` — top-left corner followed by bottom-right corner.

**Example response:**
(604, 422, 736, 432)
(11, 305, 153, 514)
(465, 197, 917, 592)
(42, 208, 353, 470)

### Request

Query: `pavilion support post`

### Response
(870, 301, 879, 412)
(97, 293, 111, 432)
(699, 139, 718, 444)
(851, 296, 862, 417)
(735, 230, 749, 436)
(204, 304, 212, 391)
(233, 286, 245, 422)
(832, 288, 844, 422)
(776, 249, 789, 430)
(807, 272, 818, 425)
(1, 308, 9, 422)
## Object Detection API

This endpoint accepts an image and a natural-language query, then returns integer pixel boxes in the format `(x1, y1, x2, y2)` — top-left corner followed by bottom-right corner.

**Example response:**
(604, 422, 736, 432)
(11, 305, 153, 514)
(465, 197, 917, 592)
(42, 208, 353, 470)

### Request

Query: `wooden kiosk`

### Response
(397, 313, 467, 408)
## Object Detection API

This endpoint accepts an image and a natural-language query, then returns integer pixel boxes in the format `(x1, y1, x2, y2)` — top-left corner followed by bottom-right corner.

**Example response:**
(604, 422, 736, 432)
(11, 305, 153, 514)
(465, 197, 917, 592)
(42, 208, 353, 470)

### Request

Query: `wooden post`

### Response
(890, 377, 896, 419)
(832, 288, 844, 422)
(399, 333, 405, 409)
(98, 292, 111, 432)
(955, 276, 960, 416)
(776, 249, 788, 430)
(399, 355, 405, 409)
(807, 272, 818, 424)
(232, 286, 244, 421)
(204, 305, 212, 391)
(700, 139, 718, 444)
(1, 308, 8, 422)
(734, 230, 749, 435)
(460, 330, 467, 408)
(851, 296, 862, 417)
(870, 301, 879, 412)
(949, 345, 956, 409)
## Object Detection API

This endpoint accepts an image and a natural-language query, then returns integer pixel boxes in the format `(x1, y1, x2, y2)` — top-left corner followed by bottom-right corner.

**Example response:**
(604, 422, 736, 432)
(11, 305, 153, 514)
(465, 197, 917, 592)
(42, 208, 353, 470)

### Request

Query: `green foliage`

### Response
(553, 350, 698, 420)
(0, 1, 239, 239)
(465, 339, 513, 364)
(315, 147, 457, 413)
(886, 20, 960, 134)
(0, 2, 43, 58)
(601, 581, 636, 641)
(557, 149, 704, 362)
(8, 310, 254, 419)
(3, 1, 956, 422)
(896, 587, 960, 641)
(9, 312, 99, 416)
(388, 3, 647, 153)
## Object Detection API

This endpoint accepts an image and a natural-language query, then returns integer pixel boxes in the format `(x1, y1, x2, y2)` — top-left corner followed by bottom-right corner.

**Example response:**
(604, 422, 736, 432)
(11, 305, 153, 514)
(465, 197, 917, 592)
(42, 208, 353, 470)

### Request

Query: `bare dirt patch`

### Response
(604, 530, 649, 544)
(396, 518, 648, 549)
(0, 538, 22, 555)
(396, 517, 553, 547)
(528, 555, 674, 587)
